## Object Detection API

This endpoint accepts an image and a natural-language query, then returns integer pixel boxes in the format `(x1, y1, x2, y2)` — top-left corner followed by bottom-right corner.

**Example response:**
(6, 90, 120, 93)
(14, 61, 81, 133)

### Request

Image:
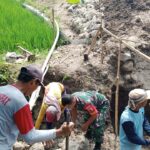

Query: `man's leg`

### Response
(93, 112, 106, 150)
(85, 129, 92, 139)
(93, 132, 103, 150)
(85, 125, 103, 150)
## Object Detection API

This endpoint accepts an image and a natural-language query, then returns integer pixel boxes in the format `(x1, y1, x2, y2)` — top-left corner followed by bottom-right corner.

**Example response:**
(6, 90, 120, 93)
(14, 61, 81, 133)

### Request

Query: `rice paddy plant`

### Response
(0, 0, 55, 54)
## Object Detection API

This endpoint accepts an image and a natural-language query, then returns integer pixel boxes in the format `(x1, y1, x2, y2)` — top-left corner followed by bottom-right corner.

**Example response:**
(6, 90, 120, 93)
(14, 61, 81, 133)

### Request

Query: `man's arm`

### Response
(71, 107, 77, 124)
(143, 116, 150, 136)
(122, 121, 150, 145)
(82, 104, 98, 131)
(22, 124, 72, 144)
(14, 104, 73, 144)
(82, 113, 97, 129)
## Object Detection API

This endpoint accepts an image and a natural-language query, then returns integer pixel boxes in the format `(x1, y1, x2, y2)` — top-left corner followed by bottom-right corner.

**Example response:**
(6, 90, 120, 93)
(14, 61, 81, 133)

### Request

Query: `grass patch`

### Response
(0, 0, 55, 54)
(0, 63, 16, 85)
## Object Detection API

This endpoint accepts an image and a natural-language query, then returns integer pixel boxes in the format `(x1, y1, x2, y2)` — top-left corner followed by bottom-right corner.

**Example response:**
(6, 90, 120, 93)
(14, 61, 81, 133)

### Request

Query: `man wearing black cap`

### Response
(0, 64, 74, 150)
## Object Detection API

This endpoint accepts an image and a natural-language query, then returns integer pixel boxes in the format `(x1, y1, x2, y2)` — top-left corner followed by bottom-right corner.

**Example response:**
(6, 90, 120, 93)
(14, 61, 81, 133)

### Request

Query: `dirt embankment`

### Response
(13, 0, 150, 150)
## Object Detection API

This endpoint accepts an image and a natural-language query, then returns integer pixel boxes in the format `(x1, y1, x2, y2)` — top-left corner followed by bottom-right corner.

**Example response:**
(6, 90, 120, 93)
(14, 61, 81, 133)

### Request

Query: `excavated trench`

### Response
(31, 68, 113, 150)
(27, 0, 150, 134)
(31, 58, 150, 150)
(32, 68, 87, 128)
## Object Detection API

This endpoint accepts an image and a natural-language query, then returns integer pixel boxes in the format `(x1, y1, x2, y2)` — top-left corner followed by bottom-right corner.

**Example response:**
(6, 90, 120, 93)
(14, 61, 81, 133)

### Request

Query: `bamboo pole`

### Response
(115, 41, 121, 135)
(102, 27, 150, 62)
(100, 26, 104, 64)
(121, 38, 147, 44)
(99, 0, 104, 64)
(114, 41, 121, 150)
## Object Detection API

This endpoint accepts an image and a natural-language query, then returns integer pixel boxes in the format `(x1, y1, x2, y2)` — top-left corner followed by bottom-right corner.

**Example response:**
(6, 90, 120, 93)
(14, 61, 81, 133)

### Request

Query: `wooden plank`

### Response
(17, 46, 32, 55)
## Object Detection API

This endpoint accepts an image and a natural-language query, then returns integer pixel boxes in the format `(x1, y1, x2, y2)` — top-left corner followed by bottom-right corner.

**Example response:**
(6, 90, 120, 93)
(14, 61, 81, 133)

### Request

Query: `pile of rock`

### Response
(65, 0, 103, 46)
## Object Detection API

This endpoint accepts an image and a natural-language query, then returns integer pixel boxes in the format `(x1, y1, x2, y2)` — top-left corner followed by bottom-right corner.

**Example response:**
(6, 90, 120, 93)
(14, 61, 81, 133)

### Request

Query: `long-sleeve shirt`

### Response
(120, 107, 150, 150)
(0, 85, 56, 150)
(122, 120, 150, 145)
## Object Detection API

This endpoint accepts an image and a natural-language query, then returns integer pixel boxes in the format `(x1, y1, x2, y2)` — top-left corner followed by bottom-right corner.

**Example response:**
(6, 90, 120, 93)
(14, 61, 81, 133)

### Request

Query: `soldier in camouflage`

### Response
(62, 91, 110, 150)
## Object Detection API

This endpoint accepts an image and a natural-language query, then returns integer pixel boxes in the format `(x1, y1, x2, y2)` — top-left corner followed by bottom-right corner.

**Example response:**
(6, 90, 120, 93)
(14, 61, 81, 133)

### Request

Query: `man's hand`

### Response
(62, 122, 74, 136)
(56, 122, 74, 137)
(81, 123, 89, 132)
(44, 140, 54, 149)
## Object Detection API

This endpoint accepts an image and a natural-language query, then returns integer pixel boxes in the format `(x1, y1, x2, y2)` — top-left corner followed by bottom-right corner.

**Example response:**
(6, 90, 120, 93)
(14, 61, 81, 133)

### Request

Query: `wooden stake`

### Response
(83, 0, 103, 61)
(84, 28, 101, 61)
(100, 26, 104, 64)
(87, 28, 100, 54)
(89, 28, 101, 54)
(114, 41, 121, 150)
(115, 41, 121, 136)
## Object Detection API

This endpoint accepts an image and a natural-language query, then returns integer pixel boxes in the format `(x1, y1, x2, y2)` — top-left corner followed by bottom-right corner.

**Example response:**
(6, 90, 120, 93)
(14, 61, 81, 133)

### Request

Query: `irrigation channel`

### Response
(23, 3, 60, 110)
(13, 0, 150, 150)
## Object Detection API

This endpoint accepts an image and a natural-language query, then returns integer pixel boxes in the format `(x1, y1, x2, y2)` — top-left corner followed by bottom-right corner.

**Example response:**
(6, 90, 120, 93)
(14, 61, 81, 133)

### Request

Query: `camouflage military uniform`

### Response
(72, 91, 110, 143)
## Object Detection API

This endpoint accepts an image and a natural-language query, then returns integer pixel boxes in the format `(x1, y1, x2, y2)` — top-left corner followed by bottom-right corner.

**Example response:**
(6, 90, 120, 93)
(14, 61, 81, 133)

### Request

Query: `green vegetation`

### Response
(62, 74, 71, 83)
(0, 63, 16, 85)
(0, 0, 55, 54)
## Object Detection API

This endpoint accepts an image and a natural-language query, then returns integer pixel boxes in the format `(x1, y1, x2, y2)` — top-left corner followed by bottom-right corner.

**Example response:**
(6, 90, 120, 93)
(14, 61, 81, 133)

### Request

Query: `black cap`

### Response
(21, 64, 44, 87)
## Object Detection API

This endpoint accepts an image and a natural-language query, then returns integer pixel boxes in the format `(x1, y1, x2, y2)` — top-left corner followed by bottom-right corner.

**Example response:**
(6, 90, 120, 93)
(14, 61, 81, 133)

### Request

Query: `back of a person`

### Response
(45, 82, 64, 107)
(73, 91, 105, 109)
(119, 107, 144, 150)
(72, 91, 94, 110)
(0, 85, 27, 150)
(0, 85, 19, 149)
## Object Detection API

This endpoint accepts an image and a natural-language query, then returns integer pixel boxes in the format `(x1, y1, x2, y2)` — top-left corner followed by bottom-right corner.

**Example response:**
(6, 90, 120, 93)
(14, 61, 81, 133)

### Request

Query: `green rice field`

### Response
(0, 0, 55, 54)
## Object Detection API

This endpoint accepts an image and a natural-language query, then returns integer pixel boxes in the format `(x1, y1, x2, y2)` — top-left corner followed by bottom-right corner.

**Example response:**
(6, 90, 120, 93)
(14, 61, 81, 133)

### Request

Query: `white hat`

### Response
(129, 89, 150, 103)
(146, 90, 150, 100)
